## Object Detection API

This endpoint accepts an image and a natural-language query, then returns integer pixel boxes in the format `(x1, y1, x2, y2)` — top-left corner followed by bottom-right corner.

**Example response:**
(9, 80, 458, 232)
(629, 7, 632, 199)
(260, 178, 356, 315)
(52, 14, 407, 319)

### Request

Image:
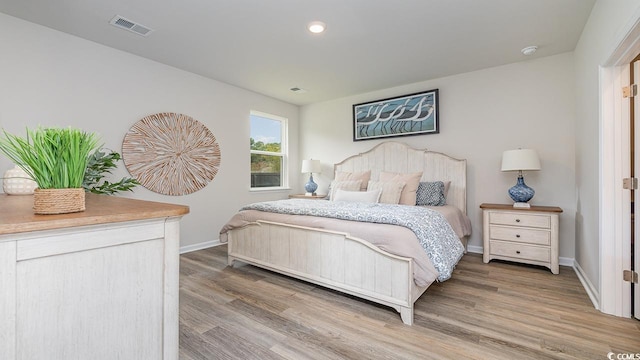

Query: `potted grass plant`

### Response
(0, 127, 101, 214)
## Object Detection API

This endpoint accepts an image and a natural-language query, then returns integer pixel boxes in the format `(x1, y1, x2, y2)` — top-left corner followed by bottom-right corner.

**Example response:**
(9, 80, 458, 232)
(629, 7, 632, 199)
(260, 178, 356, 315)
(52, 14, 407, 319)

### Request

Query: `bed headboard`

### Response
(334, 142, 467, 215)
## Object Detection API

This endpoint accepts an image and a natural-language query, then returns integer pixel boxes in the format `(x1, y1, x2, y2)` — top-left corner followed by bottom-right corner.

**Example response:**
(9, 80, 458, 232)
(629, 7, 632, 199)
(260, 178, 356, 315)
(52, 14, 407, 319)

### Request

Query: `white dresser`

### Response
(0, 194, 188, 360)
(480, 203, 562, 274)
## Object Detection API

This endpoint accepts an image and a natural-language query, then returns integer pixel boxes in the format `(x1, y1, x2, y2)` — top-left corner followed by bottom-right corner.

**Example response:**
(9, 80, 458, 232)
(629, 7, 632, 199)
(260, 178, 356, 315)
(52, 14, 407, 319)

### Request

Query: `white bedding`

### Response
(419, 204, 472, 239)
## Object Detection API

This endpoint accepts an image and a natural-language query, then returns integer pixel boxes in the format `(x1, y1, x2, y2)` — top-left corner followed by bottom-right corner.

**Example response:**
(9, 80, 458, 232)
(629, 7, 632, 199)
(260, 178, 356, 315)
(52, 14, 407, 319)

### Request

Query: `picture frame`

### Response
(353, 89, 439, 141)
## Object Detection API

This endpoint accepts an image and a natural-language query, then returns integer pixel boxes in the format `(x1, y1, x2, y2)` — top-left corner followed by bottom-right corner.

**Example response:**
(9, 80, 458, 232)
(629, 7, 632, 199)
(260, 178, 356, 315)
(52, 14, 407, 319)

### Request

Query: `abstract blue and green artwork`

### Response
(353, 89, 439, 141)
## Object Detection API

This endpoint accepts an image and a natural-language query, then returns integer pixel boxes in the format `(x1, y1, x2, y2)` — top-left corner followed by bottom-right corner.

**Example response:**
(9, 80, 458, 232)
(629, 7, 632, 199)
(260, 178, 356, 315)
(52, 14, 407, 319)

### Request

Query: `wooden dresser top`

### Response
(0, 193, 189, 235)
(479, 203, 563, 213)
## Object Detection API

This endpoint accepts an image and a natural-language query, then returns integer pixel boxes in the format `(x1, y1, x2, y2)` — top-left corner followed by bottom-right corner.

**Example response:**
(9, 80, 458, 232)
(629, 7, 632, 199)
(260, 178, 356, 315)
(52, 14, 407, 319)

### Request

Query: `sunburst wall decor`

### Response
(122, 112, 221, 196)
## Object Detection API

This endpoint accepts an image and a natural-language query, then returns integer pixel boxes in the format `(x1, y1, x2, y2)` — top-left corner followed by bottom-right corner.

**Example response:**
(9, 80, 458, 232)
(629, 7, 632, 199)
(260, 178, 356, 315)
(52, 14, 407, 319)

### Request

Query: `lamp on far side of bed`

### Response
(501, 149, 541, 208)
(301, 159, 321, 196)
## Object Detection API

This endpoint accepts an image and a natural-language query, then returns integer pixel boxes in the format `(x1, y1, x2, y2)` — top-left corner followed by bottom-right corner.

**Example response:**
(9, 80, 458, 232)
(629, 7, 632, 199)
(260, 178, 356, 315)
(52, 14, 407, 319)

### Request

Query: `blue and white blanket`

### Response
(241, 199, 464, 281)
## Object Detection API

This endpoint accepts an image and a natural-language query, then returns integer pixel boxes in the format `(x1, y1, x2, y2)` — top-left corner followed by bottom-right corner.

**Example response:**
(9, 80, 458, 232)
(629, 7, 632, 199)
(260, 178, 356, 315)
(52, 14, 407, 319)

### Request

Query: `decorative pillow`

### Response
(367, 181, 405, 204)
(329, 180, 362, 200)
(335, 170, 371, 191)
(378, 171, 423, 205)
(416, 181, 446, 206)
(333, 188, 381, 203)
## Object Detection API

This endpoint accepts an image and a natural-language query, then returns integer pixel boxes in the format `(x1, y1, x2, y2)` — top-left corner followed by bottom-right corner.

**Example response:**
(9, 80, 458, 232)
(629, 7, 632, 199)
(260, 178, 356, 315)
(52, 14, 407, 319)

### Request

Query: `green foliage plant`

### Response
(0, 127, 100, 189)
(83, 149, 139, 195)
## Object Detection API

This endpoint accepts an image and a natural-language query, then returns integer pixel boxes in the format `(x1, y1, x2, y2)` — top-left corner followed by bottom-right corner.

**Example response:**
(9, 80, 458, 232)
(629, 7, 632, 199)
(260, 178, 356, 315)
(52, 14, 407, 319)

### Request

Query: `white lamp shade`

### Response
(301, 159, 321, 173)
(501, 149, 541, 171)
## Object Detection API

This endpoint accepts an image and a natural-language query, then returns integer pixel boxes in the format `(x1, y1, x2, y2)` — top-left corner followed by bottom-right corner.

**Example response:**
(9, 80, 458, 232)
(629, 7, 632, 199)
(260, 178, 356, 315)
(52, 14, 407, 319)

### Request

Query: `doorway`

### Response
(599, 15, 640, 319)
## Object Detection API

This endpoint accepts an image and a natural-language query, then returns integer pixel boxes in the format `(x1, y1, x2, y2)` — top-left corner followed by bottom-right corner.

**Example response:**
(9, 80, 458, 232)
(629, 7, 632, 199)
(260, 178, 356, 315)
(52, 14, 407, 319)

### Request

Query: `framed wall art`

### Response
(353, 89, 439, 141)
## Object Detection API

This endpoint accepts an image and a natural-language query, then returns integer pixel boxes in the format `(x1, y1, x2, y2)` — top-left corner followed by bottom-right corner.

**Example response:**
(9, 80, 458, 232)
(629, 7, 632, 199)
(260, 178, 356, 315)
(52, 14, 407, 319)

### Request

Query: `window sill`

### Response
(249, 187, 292, 193)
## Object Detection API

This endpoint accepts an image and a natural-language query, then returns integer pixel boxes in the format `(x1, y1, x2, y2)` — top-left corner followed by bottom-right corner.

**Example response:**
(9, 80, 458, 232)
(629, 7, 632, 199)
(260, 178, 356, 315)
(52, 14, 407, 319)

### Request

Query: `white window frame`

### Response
(250, 110, 289, 191)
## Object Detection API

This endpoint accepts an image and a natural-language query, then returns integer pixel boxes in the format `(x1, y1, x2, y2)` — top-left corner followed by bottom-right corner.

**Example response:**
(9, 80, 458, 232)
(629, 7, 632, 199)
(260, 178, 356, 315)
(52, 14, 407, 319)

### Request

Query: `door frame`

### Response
(633, 59, 640, 319)
(600, 10, 640, 317)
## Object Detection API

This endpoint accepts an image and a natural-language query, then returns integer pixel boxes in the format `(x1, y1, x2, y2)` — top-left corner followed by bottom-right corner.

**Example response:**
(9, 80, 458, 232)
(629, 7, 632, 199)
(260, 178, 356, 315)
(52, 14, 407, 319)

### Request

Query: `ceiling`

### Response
(0, 0, 595, 105)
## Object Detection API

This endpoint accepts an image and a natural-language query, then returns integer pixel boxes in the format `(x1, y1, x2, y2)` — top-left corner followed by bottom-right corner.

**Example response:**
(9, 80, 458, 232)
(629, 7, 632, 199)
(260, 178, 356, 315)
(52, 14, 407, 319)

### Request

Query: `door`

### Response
(633, 59, 640, 319)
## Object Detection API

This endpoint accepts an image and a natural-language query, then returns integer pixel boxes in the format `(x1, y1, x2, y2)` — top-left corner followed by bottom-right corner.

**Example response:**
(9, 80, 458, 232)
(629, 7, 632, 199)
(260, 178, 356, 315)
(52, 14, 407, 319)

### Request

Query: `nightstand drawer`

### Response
(489, 212, 550, 229)
(489, 241, 550, 262)
(489, 226, 550, 245)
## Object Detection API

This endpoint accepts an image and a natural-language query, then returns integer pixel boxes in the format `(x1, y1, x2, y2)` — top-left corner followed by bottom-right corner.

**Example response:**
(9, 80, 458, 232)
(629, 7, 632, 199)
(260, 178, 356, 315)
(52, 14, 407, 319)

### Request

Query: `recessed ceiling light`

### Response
(308, 21, 326, 34)
(521, 46, 538, 56)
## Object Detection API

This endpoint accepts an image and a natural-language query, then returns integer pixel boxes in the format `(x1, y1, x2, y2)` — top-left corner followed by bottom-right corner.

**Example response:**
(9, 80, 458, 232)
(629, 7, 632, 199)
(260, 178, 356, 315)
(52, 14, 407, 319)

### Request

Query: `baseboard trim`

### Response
(467, 245, 483, 254)
(179, 239, 223, 254)
(573, 260, 600, 310)
(559, 257, 574, 267)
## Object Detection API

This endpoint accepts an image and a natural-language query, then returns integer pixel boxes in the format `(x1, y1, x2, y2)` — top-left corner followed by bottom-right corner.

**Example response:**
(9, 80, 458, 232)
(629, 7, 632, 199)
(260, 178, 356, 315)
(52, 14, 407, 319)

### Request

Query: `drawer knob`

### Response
(516, 234, 521, 238)
(515, 219, 521, 223)
(516, 250, 521, 254)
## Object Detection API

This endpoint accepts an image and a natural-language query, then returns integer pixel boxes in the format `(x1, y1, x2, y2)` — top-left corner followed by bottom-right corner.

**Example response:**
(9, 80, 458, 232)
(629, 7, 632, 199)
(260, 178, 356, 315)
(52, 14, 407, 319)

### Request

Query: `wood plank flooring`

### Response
(179, 245, 640, 359)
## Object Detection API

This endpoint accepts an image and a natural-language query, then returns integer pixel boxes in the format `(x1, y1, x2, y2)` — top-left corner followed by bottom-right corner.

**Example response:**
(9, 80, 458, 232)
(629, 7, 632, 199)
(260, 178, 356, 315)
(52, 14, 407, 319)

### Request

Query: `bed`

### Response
(220, 141, 470, 325)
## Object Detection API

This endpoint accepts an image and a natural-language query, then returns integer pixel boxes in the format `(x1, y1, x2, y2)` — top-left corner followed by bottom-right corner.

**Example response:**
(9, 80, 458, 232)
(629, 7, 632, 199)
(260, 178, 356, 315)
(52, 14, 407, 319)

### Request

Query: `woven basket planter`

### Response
(33, 188, 86, 215)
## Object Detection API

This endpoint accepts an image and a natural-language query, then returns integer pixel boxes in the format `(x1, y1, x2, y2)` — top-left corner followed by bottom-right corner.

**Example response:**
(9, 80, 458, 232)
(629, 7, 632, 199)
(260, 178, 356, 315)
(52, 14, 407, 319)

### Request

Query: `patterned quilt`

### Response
(241, 199, 464, 281)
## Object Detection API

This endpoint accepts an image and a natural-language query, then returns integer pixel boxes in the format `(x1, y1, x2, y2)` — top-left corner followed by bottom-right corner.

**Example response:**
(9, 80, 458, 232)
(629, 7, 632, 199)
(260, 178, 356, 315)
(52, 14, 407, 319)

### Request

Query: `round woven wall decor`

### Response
(122, 112, 221, 196)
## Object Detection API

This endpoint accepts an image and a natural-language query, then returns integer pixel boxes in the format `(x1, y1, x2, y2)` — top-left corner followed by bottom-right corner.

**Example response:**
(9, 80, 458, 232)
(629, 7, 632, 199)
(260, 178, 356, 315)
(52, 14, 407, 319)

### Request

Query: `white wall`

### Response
(0, 13, 300, 248)
(299, 53, 577, 258)
(573, 0, 640, 294)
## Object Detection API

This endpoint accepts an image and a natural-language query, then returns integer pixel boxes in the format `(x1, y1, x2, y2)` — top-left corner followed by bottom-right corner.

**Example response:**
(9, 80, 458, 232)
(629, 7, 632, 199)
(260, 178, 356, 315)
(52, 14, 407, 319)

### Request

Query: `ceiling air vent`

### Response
(109, 15, 153, 36)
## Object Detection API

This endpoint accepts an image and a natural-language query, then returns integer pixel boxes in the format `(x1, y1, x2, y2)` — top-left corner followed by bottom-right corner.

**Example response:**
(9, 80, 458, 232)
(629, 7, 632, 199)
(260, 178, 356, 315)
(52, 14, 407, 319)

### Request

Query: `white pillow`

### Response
(333, 189, 381, 203)
(367, 180, 406, 204)
(329, 180, 363, 200)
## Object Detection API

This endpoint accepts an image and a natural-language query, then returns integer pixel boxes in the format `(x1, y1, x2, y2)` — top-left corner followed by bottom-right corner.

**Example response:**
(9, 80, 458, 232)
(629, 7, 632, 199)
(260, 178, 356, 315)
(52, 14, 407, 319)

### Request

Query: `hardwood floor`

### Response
(179, 245, 640, 360)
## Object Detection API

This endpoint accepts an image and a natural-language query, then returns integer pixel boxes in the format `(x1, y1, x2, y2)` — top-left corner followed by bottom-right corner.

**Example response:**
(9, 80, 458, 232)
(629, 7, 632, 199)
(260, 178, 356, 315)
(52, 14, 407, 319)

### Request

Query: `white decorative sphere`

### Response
(3, 165, 38, 195)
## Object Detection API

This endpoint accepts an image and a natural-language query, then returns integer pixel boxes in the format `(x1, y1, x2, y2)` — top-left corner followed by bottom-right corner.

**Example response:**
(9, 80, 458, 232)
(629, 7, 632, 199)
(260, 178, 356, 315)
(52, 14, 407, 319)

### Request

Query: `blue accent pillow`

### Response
(416, 181, 446, 206)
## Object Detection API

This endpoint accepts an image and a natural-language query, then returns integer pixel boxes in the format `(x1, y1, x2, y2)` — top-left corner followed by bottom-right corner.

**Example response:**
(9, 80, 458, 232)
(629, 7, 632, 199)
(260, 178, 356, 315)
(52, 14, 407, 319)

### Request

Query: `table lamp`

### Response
(301, 159, 321, 195)
(501, 149, 541, 208)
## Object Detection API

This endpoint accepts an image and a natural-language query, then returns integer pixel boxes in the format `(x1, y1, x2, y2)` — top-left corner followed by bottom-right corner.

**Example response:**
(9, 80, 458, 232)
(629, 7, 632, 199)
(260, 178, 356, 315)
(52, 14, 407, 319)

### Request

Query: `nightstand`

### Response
(289, 194, 326, 199)
(480, 203, 563, 274)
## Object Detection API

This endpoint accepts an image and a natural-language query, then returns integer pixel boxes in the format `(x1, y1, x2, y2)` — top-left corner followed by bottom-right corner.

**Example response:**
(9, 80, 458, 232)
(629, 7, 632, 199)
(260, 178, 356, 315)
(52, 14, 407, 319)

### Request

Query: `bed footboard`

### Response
(227, 220, 427, 325)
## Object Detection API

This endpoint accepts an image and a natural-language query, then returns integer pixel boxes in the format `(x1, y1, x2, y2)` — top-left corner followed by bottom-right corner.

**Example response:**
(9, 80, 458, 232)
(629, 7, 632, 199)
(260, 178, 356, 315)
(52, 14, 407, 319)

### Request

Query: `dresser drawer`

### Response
(489, 212, 550, 229)
(489, 241, 550, 262)
(489, 226, 550, 245)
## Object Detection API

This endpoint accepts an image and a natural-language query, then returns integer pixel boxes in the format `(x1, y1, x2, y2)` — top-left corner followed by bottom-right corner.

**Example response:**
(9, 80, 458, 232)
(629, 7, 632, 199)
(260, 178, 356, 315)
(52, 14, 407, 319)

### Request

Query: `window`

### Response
(250, 111, 288, 189)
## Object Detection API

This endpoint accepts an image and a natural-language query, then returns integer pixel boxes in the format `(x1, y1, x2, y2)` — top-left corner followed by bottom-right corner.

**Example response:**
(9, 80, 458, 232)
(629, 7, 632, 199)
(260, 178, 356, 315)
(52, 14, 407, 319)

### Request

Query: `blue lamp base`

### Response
(508, 174, 535, 208)
(305, 174, 318, 195)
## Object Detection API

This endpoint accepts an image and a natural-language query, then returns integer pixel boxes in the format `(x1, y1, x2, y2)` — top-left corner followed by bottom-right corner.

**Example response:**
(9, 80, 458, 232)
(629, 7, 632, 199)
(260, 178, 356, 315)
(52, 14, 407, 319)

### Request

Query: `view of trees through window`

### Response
(250, 112, 286, 188)
(250, 138, 281, 173)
